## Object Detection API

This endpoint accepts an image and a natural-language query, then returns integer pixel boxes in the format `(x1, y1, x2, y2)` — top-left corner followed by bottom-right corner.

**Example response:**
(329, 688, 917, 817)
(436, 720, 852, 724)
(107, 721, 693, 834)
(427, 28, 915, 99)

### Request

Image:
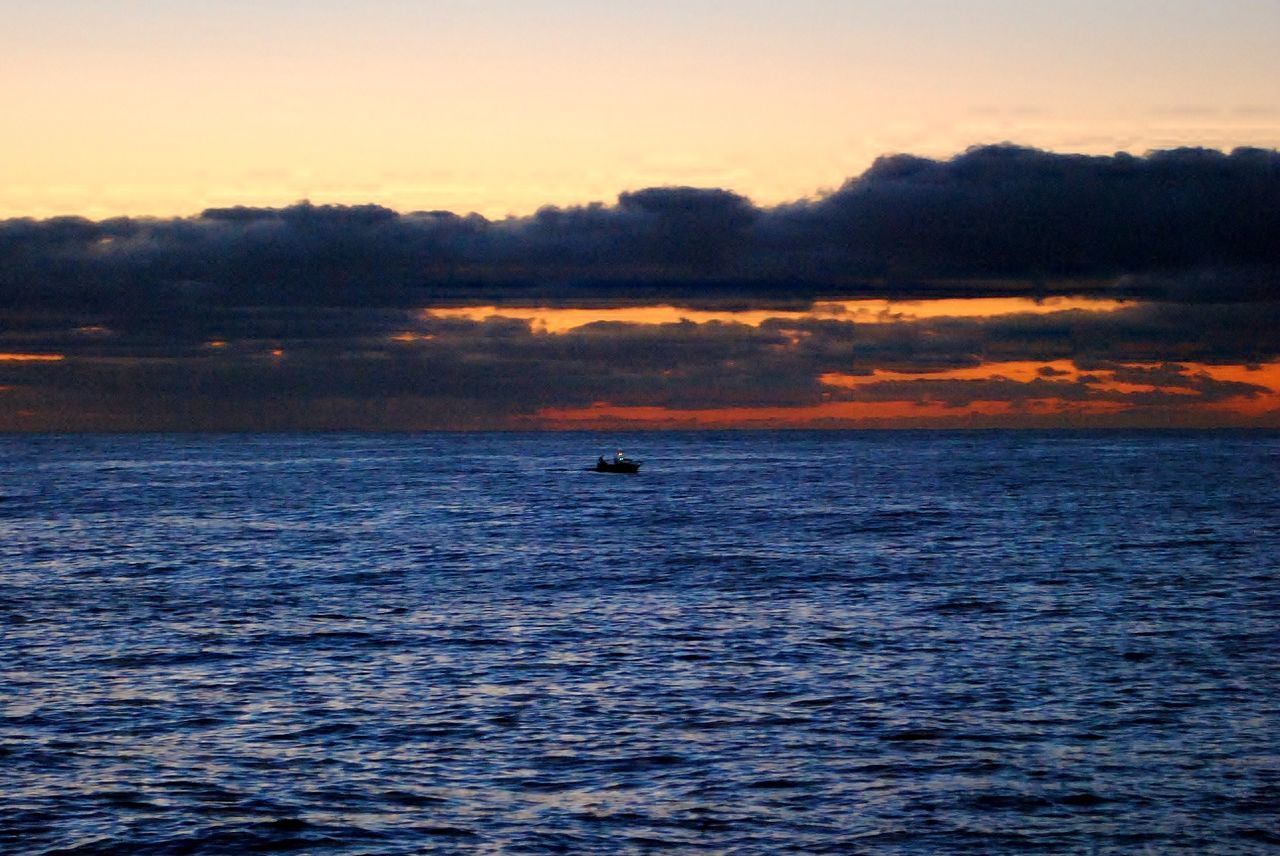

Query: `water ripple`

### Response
(1, 431, 1278, 853)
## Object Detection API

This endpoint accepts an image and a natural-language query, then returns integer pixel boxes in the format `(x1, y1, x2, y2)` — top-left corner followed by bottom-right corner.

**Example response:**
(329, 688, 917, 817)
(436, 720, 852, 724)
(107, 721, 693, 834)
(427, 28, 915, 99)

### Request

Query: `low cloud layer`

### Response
(3, 300, 1277, 430)
(3, 145, 1277, 310)
(1, 145, 1278, 429)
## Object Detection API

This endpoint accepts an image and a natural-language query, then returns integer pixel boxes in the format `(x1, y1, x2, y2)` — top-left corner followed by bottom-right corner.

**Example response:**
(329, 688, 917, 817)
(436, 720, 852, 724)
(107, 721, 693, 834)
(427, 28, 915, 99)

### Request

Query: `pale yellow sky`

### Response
(3, 0, 1278, 219)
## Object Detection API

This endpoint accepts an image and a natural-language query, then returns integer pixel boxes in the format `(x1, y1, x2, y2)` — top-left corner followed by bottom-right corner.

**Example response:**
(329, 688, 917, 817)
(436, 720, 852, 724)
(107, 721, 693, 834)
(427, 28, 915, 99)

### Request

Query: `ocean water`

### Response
(1, 431, 1278, 854)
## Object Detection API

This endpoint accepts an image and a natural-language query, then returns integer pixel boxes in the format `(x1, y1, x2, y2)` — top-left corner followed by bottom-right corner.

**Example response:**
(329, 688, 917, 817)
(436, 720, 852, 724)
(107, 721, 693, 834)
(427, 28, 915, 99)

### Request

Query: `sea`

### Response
(1, 431, 1277, 854)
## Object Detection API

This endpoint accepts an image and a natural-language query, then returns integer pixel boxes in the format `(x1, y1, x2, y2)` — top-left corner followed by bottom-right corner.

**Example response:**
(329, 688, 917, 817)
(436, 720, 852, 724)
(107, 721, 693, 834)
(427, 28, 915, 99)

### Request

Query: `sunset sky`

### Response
(2, 0, 1278, 430)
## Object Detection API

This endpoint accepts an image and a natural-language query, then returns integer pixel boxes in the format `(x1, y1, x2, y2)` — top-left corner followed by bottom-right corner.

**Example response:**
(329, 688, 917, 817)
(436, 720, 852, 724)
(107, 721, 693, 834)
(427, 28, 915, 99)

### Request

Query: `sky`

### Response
(1, 0, 1278, 430)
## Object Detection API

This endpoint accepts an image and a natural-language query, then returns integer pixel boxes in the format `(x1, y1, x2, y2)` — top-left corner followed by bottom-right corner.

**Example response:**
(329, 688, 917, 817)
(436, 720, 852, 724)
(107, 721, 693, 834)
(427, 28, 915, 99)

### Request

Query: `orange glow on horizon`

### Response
(535, 360, 1280, 429)
(422, 297, 1127, 334)
(820, 361, 1079, 387)
(534, 399, 1132, 429)
(1198, 363, 1280, 417)
(0, 353, 65, 362)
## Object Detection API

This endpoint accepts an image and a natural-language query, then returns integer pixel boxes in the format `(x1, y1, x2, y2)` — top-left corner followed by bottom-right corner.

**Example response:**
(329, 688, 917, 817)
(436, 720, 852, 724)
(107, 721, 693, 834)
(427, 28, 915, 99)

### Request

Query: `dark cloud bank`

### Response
(2, 145, 1278, 429)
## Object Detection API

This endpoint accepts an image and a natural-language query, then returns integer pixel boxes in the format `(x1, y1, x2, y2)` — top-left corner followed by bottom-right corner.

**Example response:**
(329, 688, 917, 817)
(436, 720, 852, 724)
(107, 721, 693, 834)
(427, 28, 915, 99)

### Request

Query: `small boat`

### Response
(594, 451, 641, 473)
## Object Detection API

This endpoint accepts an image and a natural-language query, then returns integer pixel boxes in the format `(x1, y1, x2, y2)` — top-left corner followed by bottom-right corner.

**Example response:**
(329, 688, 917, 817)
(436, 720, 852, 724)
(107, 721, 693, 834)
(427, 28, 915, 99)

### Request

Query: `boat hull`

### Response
(595, 461, 640, 473)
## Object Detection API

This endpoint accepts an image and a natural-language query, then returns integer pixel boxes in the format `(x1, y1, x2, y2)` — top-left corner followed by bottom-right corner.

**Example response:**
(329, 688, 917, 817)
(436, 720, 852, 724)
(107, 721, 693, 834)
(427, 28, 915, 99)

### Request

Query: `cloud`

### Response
(824, 369, 1269, 410)
(2, 145, 1278, 315)
(2, 145, 1278, 428)
(789, 146, 1280, 281)
(3, 299, 1276, 430)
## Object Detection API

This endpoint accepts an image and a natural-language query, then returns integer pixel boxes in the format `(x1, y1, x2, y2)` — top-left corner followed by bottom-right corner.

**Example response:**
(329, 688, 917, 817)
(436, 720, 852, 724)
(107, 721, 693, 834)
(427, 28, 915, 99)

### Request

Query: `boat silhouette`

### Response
(594, 451, 641, 473)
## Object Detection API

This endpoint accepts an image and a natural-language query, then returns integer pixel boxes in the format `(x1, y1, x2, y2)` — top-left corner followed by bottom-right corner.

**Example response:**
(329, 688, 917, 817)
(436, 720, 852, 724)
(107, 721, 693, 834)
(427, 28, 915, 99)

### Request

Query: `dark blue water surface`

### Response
(2, 432, 1278, 854)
